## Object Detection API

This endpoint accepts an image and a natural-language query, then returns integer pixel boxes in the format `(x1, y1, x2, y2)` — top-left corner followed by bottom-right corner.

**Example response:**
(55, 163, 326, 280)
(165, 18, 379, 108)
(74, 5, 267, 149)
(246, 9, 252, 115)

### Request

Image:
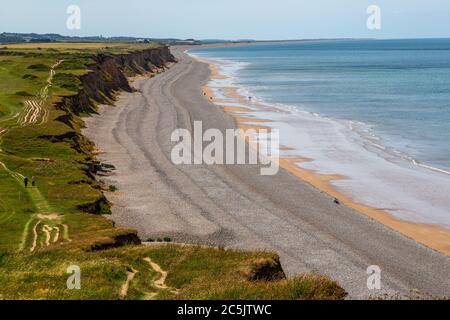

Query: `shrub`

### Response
(53, 73, 81, 91)
(22, 74, 38, 80)
(15, 91, 33, 97)
(27, 64, 50, 71)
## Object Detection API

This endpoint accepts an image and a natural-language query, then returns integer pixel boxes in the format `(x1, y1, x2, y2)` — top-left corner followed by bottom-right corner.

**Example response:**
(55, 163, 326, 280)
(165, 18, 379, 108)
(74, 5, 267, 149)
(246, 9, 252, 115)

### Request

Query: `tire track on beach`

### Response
(137, 57, 351, 274)
(153, 54, 390, 288)
(105, 59, 322, 280)
(105, 64, 232, 241)
(137, 60, 275, 245)
(89, 56, 365, 282)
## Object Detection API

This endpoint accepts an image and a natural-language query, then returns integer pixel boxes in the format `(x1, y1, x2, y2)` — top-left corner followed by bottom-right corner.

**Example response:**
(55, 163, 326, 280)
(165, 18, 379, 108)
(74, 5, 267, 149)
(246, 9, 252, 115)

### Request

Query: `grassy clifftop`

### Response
(0, 43, 346, 300)
(0, 43, 171, 254)
(0, 245, 346, 300)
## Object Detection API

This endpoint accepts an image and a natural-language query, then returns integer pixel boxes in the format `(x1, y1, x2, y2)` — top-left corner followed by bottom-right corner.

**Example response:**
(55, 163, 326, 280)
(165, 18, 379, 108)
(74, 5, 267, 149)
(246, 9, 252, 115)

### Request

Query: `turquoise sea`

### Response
(191, 39, 450, 172)
(190, 39, 450, 227)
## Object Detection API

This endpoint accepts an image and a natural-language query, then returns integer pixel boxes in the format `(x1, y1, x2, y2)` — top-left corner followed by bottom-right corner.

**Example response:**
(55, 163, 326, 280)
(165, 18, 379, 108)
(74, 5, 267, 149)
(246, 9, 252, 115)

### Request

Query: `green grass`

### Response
(3, 42, 160, 51)
(0, 45, 130, 253)
(0, 245, 346, 300)
(0, 44, 158, 273)
(0, 43, 346, 300)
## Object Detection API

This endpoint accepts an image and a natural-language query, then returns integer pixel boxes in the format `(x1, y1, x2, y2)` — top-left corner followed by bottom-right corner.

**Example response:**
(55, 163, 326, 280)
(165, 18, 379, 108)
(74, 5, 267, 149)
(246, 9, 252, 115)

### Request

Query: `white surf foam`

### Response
(189, 51, 450, 229)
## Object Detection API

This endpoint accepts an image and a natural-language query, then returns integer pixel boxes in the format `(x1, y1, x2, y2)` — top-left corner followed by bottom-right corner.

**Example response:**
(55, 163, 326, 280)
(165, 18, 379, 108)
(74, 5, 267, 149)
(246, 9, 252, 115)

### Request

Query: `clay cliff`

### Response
(57, 46, 176, 117)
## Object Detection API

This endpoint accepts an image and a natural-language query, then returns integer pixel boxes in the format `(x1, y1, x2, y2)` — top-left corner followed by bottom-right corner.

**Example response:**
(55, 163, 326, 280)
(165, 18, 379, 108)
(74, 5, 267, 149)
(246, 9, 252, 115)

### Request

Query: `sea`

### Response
(189, 39, 450, 228)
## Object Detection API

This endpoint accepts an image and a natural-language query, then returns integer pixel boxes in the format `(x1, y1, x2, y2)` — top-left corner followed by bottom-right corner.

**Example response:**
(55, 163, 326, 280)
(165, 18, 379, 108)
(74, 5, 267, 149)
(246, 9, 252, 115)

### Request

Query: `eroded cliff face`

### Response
(57, 46, 176, 117)
(47, 46, 175, 217)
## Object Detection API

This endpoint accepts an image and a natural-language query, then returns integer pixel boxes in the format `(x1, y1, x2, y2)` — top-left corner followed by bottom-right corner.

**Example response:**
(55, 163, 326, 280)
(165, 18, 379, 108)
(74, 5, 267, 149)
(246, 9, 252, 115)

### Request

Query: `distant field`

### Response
(3, 42, 159, 50)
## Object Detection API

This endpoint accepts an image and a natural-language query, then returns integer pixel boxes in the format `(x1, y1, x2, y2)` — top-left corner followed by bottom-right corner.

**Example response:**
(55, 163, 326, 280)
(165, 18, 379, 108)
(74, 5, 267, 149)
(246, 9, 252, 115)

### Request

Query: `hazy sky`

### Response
(1, 0, 450, 40)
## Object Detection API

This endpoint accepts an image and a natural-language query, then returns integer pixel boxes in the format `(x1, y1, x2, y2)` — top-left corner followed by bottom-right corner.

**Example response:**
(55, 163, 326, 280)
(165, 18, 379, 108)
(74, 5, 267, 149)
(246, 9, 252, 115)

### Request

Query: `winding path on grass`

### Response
(144, 257, 179, 298)
(119, 268, 139, 299)
(118, 257, 178, 300)
(17, 60, 63, 127)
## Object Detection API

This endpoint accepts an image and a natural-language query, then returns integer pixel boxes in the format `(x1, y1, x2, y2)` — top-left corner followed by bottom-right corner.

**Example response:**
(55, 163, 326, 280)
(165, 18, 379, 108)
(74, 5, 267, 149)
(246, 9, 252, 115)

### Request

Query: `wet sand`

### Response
(84, 46, 450, 299)
(201, 57, 450, 258)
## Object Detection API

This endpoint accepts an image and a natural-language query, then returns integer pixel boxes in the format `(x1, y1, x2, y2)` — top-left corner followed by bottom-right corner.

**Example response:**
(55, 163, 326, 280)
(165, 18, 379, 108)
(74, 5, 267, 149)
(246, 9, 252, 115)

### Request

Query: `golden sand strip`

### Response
(195, 57, 228, 80)
(235, 117, 273, 124)
(223, 106, 252, 112)
(200, 57, 450, 257)
(279, 157, 450, 256)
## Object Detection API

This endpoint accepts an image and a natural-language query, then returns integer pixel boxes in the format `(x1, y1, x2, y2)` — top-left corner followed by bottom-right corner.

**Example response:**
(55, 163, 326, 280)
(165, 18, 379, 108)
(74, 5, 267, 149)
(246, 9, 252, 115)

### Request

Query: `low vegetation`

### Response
(0, 245, 346, 300)
(0, 42, 346, 300)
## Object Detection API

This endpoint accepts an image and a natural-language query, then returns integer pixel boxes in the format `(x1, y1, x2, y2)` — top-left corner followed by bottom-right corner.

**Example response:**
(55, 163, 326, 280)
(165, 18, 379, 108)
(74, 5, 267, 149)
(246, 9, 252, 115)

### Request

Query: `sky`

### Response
(1, 0, 450, 40)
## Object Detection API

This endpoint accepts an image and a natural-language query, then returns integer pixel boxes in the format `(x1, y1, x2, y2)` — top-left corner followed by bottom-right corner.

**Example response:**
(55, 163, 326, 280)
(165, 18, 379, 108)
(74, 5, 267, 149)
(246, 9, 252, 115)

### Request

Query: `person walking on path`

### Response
(32, 176, 36, 187)
(24, 176, 28, 188)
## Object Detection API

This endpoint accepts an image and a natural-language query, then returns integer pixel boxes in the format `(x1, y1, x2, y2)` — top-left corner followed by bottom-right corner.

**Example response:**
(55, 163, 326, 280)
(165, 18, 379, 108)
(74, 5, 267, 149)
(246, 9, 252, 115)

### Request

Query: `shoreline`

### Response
(84, 46, 450, 297)
(195, 53, 450, 257)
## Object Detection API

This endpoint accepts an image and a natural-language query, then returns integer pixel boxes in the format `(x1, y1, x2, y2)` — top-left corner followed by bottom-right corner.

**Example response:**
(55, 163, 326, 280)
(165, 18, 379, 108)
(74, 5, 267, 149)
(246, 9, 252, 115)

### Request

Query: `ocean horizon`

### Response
(190, 39, 450, 228)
